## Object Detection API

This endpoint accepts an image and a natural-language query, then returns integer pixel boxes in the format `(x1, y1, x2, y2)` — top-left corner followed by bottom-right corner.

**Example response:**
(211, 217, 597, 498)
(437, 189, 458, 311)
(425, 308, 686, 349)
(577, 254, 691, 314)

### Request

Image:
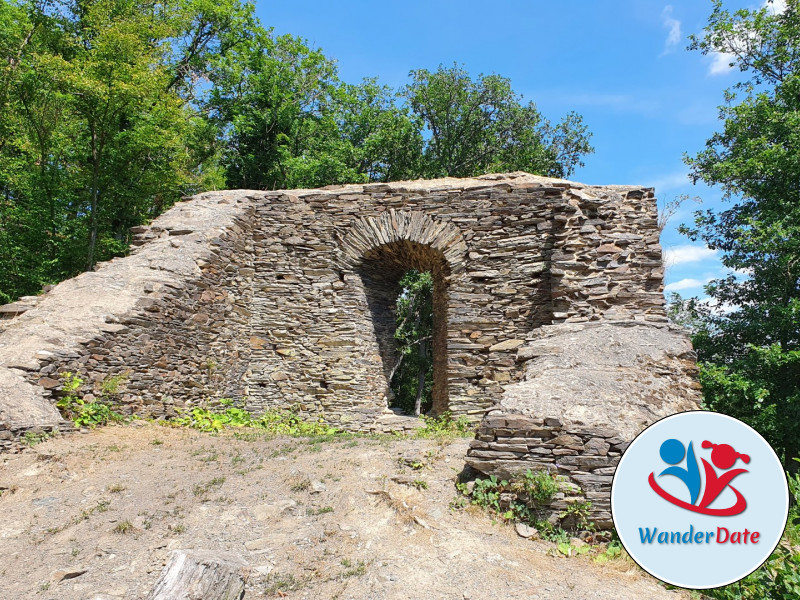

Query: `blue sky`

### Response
(255, 0, 783, 298)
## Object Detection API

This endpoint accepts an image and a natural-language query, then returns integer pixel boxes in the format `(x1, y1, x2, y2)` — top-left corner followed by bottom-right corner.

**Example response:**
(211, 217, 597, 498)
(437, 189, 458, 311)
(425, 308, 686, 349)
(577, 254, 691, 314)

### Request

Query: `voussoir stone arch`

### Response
(338, 210, 467, 418)
(338, 209, 468, 273)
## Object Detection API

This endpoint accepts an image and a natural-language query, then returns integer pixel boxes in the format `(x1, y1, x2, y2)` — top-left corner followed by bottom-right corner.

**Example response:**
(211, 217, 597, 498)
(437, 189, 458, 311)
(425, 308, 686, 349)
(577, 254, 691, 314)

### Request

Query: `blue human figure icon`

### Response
(658, 438, 701, 505)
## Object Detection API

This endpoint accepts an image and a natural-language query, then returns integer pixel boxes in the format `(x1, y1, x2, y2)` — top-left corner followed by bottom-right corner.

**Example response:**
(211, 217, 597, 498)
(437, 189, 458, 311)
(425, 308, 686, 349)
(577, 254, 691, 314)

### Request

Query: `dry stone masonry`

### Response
(0, 172, 700, 524)
(464, 320, 701, 528)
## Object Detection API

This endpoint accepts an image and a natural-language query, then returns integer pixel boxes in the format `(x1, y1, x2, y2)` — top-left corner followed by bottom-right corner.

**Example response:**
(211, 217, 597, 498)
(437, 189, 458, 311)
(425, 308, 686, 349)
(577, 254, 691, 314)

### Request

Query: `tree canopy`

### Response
(681, 0, 800, 468)
(405, 65, 591, 179)
(0, 0, 241, 301)
(0, 0, 593, 304)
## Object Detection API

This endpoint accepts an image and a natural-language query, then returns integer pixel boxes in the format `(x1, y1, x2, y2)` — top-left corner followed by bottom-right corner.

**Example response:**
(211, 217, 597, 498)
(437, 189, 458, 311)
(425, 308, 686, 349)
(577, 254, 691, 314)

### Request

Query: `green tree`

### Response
(391, 270, 433, 416)
(211, 58, 595, 193)
(209, 30, 348, 190)
(0, 0, 246, 301)
(209, 34, 424, 189)
(684, 0, 800, 468)
(56, 0, 193, 269)
(404, 64, 593, 179)
(334, 78, 423, 183)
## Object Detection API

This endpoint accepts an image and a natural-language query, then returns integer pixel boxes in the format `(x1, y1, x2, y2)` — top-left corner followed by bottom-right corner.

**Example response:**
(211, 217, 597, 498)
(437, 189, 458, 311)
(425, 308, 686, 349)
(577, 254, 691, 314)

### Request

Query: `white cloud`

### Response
(660, 6, 682, 57)
(663, 244, 719, 267)
(650, 171, 691, 193)
(765, 0, 787, 15)
(707, 1, 786, 75)
(664, 277, 710, 292)
(709, 51, 736, 75)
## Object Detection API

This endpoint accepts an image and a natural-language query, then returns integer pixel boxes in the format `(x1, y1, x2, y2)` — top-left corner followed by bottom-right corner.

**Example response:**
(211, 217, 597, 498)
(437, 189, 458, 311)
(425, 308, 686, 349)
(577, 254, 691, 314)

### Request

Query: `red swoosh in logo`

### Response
(648, 473, 747, 516)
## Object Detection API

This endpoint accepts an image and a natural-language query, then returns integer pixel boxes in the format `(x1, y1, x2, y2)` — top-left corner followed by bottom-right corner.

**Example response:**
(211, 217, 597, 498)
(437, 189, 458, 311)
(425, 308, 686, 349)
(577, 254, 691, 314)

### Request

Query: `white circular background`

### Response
(611, 411, 789, 589)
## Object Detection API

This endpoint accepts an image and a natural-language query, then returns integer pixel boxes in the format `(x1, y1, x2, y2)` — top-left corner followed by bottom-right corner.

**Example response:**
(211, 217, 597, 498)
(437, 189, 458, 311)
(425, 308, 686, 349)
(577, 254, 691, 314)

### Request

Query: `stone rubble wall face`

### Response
(2, 175, 667, 434)
(240, 181, 664, 428)
(465, 413, 628, 529)
(26, 205, 258, 421)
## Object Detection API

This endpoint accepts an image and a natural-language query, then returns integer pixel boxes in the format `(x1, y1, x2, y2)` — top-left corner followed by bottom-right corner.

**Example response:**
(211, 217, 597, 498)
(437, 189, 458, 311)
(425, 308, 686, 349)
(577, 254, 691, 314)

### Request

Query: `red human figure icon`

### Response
(698, 441, 750, 510)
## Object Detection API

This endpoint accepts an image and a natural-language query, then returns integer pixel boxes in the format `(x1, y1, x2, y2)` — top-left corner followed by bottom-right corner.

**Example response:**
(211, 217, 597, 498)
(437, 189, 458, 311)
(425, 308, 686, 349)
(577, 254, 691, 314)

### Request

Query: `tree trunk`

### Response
(148, 550, 249, 600)
(414, 339, 426, 416)
(87, 125, 100, 271)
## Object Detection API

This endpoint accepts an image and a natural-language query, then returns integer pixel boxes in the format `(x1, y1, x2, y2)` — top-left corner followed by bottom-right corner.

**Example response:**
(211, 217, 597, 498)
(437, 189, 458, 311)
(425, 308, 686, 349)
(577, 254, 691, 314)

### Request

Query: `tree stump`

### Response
(147, 550, 249, 600)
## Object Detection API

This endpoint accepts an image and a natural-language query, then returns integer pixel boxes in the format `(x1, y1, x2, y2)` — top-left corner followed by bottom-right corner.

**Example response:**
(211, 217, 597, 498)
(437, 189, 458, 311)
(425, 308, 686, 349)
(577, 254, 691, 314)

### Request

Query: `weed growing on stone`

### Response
(414, 412, 474, 439)
(459, 472, 624, 563)
(199, 450, 218, 463)
(306, 506, 334, 516)
(21, 430, 50, 446)
(458, 469, 560, 523)
(263, 572, 308, 595)
(193, 477, 225, 498)
(593, 540, 623, 564)
(517, 468, 559, 507)
(290, 476, 311, 492)
(56, 372, 126, 428)
(398, 456, 426, 471)
(552, 540, 592, 558)
(559, 500, 594, 532)
(100, 371, 129, 396)
(68, 499, 111, 526)
(168, 523, 186, 534)
(340, 559, 367, 578)
(265, 445, 294, 459)
(163, 400, 339, 437)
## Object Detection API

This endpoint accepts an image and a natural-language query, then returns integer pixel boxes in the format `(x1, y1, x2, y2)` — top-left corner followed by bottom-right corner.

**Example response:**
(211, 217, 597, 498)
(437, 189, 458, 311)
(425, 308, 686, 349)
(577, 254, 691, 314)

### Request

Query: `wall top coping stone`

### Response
(226, 171, 655, 202)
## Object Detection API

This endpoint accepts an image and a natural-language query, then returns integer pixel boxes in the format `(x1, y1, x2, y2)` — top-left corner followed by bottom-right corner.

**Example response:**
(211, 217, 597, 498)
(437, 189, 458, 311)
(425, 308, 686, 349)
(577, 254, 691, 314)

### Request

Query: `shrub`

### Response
(415, 411, 473, 438)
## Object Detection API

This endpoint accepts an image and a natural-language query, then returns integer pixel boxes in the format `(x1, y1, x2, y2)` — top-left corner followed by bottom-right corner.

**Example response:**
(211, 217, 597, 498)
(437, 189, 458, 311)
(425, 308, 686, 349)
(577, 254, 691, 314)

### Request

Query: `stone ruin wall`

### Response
(0, 172, 700, 526)
(242, 176, 665, 428)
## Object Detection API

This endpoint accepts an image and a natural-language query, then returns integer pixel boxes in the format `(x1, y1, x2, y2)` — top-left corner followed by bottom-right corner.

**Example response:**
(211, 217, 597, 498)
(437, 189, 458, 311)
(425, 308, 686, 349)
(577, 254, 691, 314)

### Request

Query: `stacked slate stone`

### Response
(0, 172, 699, 531)
(466, 413, 630, 529)
(1, 174, 671, 425)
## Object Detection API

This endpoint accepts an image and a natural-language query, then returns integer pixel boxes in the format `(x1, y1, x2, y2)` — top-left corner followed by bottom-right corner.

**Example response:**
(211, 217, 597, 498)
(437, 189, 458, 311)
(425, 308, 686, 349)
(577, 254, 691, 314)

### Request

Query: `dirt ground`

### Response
(0, 423, 691, 600)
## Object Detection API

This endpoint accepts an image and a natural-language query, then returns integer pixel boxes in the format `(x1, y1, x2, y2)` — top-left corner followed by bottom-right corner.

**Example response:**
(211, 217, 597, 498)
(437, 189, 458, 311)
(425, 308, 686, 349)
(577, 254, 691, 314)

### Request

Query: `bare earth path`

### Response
(0, 424, 689, 600)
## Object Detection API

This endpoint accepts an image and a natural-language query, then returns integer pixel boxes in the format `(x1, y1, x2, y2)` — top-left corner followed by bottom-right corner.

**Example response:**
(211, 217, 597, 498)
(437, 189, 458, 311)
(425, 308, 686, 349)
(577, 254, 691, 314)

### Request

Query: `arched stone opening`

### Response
(357, 239, 450, 415)
(338, 210, 467, 417)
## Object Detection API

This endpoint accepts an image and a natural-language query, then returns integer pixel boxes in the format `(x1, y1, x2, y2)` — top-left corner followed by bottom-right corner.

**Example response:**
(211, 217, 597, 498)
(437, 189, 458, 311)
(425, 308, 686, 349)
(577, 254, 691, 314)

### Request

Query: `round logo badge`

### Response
(611, 411, 789, 589)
